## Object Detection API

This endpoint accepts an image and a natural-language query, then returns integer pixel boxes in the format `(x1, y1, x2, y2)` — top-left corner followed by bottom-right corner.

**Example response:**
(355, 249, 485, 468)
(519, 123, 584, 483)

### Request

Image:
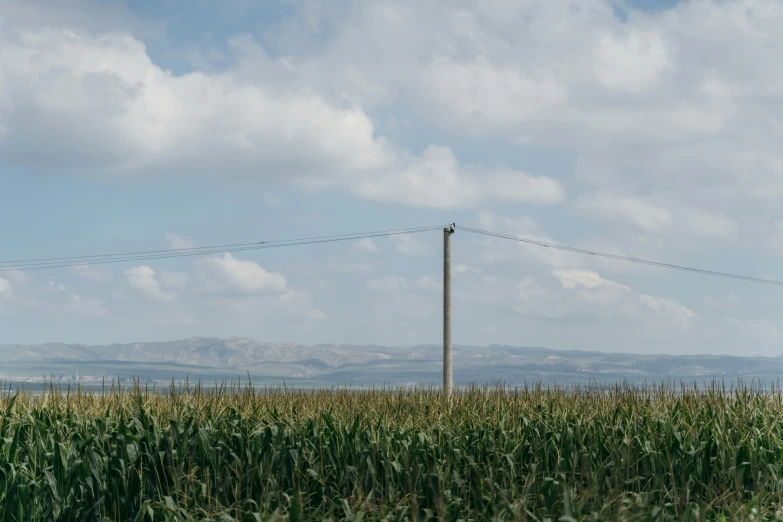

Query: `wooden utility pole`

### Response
(443, 224, 455, 396)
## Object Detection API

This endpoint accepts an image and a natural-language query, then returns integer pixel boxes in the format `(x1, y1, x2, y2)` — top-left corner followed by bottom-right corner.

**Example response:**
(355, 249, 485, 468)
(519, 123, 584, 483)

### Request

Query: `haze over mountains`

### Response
(1, 338, 782, 387)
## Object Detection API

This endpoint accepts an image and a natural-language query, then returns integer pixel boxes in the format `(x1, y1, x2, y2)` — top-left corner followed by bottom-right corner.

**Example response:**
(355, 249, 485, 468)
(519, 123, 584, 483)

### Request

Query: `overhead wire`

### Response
(0, 241, 267, 267)
(460, 225, 783, 288)
(7, 223, 782, 288)
(0, 225, 444, 267)
(0, 225, 446, 273)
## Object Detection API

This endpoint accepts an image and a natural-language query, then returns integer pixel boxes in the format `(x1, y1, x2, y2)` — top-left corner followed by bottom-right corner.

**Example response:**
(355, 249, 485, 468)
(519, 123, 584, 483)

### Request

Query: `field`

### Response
(2, 382, 783, 520)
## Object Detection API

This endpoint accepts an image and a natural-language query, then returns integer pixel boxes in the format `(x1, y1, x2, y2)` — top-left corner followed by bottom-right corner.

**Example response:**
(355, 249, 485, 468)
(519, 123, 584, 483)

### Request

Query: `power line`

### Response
(460, 225, 783, 288)
(0, 226, 441, 268)
(9, 223, 780, 288)
(0, 226, 445, 273)
(0, 240, 266, 267)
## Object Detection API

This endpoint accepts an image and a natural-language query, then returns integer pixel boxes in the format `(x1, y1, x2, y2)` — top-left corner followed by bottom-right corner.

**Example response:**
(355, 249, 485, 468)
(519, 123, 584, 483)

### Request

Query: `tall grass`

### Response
(1, 380, 783, 520)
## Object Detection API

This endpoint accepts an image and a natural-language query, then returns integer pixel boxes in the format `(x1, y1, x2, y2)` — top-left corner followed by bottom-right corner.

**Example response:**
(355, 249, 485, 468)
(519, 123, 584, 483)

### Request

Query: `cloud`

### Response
(577, 193, 739, 238)
(705, 293, 739, 309)
(68, 264, 112, 282)
(0, 25, 394, 180)
(326, 258, 373, 274)
(65, 294, 109, 316)
(420, 56, 569, 133)
(164, 233, 194, 250)
(639, 294, 695, 330)
(0, 15, 569, 211)
(473, 211, 581, 268)
(281, 0, 783, 237)
(726, 317, 783, 343)
(683, 210, 738, 238)
(309, 308, 328, 320)
(517, 277, 557, 301)
(197, 253, 286, 294)
(0, 278, 10, 294)
(454, 264, 482, 277)
(47, 281, 67, 293)
(593, 29, 672, 93)
(511, 277, 564, 318)
(552, 268, 630, 306)
(415, 274, 440, 292)
(200, 287, 324, 325)
(390, 234, 433, 257)
(6, 0, 783, 352)
(366, 276, 408, 293)
(124, 266, 176, 302)
(5, 270, 29, 285)
(158, 270, 189, 291)
(356, 145, 565, 208)
(552, 269, 630, 291)
(577, 194, 672, 232)
(354, 238, 379, 254)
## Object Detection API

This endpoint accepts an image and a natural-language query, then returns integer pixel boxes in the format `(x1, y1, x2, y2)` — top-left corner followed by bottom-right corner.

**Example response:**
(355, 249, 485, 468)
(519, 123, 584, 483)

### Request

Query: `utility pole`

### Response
(443, 224, 455, 397)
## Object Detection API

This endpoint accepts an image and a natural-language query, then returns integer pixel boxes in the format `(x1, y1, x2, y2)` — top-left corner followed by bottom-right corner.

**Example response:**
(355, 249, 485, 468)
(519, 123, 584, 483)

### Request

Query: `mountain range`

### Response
(1, 338, 782, 388)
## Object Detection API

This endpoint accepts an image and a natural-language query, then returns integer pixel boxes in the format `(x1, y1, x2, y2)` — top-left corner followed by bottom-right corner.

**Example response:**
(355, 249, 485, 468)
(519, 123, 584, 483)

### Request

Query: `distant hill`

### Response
(0, 338, 781, 387)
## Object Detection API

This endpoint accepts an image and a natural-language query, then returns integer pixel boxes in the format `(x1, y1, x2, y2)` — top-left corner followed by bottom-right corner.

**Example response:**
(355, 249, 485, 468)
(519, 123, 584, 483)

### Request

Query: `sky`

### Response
(2, 0, 783, 356)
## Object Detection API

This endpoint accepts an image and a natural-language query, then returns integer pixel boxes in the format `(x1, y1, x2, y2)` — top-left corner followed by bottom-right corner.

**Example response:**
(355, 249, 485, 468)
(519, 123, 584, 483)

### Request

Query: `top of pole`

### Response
(445, 223, 455, 234)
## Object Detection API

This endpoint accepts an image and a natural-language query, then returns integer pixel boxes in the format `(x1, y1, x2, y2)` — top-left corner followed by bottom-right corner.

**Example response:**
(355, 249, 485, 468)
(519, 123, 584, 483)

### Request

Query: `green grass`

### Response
(2, 381, 783, 520)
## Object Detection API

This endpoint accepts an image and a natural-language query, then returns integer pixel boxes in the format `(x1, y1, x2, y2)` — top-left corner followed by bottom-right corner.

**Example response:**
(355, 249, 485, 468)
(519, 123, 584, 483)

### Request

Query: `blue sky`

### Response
(2, 0, 782, 355)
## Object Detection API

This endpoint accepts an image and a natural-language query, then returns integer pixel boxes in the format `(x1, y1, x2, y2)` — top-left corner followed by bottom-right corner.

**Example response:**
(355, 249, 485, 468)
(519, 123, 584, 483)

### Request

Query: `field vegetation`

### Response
(1, 381, 783, 520)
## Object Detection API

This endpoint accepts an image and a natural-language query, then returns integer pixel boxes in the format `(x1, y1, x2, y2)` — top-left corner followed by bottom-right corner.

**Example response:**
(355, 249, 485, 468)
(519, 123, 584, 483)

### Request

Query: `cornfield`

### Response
(2, 381, 783, 520)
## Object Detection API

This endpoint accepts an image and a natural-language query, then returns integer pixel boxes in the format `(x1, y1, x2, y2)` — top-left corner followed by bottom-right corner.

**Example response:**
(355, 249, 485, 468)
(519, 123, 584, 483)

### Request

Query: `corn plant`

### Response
(0, 380, 782, 520)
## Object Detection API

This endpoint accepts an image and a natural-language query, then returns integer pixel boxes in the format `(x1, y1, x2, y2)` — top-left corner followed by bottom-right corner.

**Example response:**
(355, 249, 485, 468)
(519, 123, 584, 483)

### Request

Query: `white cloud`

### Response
(552, 268, 630, 306)
(65, 294, 109, 316)
(356, 145, 565, 208)
(639, 294, 695, 330)
(0, 15, 573, 211)
(593, 30, 672, 93)
(512, 277, 564, 318)
(366, 276, 408, 293)
(47, 280, 67, 293)
(684, 210, 738, 238)
(485, 170, 567, 205)
(415, 274, 440, 292)
(421, 56, 568, 133)
(309, 308, 328, 320)
(705, 293, 739, 309)
(354, 238, 379, 254)
(200, 286, 323, 325)
(454, 264, 481, 277)
(198, 253, 286, 294)
(552, 269, 629, 291)
(159, 270, 189, 291)
(726, 317, 783, 343)
(68, 264, 112, 282)
(7, 0, 783, 352)
(164, 233, 194, 250)
(280, 0, 783, 235)
(0, 278, 10, 294)
(0, 26, 393, 179)
(326, 258, 373, 274)
(390, 234, 433, 257)
(124, 266, 176, 302)
(577, 195, 738, 238)
(517, 277, 557, 301)
(472, 211, 579, 268)
(577, 194, 672, 232)
(5, 270, 29, 285)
